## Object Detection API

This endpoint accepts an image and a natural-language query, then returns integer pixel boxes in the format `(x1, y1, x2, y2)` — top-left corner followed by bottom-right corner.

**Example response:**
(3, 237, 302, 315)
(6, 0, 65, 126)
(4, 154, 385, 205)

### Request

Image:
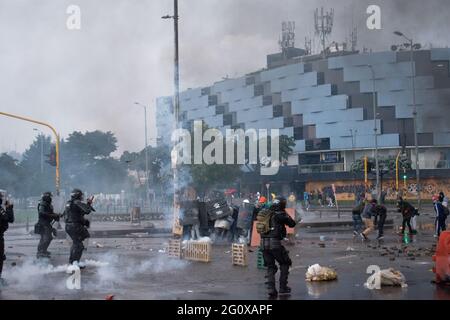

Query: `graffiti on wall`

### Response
(306, 178, 450, 201)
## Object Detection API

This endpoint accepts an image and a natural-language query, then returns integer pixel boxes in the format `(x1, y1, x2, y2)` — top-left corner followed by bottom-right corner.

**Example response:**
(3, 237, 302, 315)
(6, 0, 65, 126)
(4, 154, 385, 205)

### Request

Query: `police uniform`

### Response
(0, 196, 14, 281)
(36, 193, 60, 258)
(64, 189, 95, 265)
(260, 197, 296, 297)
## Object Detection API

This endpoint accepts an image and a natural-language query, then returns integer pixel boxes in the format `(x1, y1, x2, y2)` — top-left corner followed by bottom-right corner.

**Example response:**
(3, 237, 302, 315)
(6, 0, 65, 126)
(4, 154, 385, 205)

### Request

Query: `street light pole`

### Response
(367, 64, 380, 200)
(394, 31, 421, 210)
(410, 39, 421, 210)
(349, 128, 358, 167)
(0, 111, 61, 195)
(134, 102, 150, 203)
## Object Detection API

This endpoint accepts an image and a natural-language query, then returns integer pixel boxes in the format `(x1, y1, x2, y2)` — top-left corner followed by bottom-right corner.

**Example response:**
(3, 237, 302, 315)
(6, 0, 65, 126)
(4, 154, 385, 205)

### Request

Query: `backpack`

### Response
(443, 205, 449, 217)
(352, 202, 364, 215)
(256, 208, 274, 235)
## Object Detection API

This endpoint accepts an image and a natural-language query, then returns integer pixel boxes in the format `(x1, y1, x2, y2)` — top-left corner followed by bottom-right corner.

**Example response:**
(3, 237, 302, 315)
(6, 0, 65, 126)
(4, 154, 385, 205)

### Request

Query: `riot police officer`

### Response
(64, 189, 95, 267)
(36, 192, 61, 259)
(0, 192, 14, 286)
(260, 196, 296, 297)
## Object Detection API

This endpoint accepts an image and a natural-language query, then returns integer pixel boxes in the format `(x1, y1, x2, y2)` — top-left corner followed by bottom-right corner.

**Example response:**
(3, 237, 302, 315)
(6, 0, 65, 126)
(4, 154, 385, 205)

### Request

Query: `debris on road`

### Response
(365, 268, 407, 289)
(105, 294, 115, 300)
(335, 255, 357, 261)
(305, 264, 337, 281)
(94, 242, 104, 248)
(346, 247, 355, 251)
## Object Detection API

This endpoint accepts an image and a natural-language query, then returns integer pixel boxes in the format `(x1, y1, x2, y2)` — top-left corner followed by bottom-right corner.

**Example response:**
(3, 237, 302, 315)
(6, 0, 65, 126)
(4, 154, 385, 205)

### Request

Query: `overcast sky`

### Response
(0, 0, 449, 156)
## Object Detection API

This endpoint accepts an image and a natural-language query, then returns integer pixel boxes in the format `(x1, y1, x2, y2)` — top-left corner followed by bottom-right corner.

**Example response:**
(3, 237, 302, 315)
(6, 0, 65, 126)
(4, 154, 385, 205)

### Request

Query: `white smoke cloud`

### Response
(4, 251, 188, 293)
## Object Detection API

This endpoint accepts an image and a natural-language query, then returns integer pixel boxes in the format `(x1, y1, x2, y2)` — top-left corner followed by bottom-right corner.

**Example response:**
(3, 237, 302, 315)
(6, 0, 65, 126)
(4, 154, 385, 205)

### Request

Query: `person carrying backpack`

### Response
(351, 200, 365, 238)
(258, 196, 296, 298)
(397, 197, 415, 235)
(433, 194, 448, 238)
(373, 202, 387, 240)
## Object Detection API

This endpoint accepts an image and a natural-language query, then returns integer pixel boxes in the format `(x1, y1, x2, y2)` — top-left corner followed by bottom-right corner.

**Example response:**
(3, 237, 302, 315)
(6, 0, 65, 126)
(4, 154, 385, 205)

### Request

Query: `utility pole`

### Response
(134, 102, 150, 204)
(163, 0, 181, 235)
(349, 128, 357, 166)
(367, 65, 380, 201)
(394, 31, 421, 209)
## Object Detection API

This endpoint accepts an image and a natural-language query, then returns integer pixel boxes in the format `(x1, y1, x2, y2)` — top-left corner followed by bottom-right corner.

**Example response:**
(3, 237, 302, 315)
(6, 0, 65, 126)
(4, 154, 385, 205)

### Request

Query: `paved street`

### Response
(0, 212, 449, 300)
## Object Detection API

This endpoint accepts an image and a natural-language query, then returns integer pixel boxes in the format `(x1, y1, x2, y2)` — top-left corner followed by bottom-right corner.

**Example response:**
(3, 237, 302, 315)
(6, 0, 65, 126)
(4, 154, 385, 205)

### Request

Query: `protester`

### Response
(433, 194, 448, 238)
(373, 202, 387, 240)
(303, 191, 310, 211)
(360, 199, 376, 241)
(397, 196, 415, 236)
(351, 199, 365, 238)
(317, 190, 324, 207)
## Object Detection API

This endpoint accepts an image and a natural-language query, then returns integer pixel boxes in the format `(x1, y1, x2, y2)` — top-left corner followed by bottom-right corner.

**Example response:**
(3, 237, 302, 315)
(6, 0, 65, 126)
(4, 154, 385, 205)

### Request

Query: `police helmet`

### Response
(271, 196, 287, 211)
(42, 191, 53, 203)
(71, 188, 83, 200)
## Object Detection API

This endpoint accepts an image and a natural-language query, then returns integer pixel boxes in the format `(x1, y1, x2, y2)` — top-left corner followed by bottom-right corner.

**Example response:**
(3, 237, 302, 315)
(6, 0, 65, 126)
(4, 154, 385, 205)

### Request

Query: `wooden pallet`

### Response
(168, 239, 182, 258)
(231, 243, 248, 267)
(183, 241, 211, 262)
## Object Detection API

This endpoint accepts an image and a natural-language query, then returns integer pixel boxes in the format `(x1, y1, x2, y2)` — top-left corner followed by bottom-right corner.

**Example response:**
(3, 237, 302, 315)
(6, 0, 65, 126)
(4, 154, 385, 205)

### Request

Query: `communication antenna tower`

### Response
(305, 37, 312, 55)
(314, 7, 334, 58)
(350, 26, 357, 52)
(279, 21, 295, 59)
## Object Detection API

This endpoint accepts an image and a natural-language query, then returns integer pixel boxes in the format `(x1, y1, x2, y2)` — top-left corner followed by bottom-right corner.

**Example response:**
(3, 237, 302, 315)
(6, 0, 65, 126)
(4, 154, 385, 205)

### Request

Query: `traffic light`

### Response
(45, 146, 57, 167)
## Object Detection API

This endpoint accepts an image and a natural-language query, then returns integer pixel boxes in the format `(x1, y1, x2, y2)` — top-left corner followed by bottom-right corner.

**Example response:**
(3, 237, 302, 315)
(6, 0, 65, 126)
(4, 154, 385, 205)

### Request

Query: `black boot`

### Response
(268, 287, 278, 298)
(266, 266, 278, 298)
(279, 264, 291, 296)
(279, 286, 291, 295)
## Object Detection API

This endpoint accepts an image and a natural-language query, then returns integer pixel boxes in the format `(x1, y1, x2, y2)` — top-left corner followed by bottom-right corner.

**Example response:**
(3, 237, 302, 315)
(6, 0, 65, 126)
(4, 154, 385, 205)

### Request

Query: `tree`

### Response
(120, 145, 172, 197)
(20, 135, 56, 196)
(59, 130, 128, 194)
(180, 122, 242, 194)
(264, 134, 295, 164)
(0, 153, 24, 196)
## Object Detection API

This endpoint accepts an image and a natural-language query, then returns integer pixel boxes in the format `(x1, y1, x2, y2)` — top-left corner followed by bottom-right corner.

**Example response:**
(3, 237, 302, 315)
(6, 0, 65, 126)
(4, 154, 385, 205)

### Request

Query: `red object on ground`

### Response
(105, 294, 115, 300)
(224, 188, 237, 195)
(432, 231, 450, 283)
